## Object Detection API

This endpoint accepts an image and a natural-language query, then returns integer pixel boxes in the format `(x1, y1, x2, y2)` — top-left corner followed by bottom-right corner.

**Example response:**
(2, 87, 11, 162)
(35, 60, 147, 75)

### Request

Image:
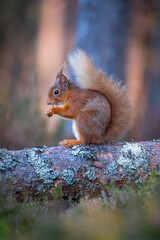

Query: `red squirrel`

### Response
(46, 49, 132, 148)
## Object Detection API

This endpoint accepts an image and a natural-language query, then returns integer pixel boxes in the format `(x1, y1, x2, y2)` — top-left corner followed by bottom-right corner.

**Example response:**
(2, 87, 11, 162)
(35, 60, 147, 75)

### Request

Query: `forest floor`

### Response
(0, 174, 160, 240)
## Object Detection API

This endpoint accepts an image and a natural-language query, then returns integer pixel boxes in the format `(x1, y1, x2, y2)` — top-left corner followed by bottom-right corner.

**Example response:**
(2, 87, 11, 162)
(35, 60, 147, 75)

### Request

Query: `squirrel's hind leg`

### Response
(76, 110, 109, 145)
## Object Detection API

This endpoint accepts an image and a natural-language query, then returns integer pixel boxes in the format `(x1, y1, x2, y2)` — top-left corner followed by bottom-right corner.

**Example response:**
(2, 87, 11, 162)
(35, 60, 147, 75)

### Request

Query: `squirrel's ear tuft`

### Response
(61, 74, 69, 88)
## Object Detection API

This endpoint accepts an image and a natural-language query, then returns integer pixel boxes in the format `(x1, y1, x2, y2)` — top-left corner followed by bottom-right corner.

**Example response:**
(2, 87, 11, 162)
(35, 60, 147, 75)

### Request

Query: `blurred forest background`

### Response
(0, 0, 160, 150)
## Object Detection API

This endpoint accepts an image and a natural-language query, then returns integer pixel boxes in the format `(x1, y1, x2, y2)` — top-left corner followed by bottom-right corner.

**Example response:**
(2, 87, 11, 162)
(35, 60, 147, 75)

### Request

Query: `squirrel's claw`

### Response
(45, 109, 53, 117)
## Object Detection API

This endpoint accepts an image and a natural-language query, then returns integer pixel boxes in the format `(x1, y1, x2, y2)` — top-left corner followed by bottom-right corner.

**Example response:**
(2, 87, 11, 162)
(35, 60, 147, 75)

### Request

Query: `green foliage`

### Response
(151, 170, 157, 179)
(52, 185, 62, 201)
(0, 178, 160, 240)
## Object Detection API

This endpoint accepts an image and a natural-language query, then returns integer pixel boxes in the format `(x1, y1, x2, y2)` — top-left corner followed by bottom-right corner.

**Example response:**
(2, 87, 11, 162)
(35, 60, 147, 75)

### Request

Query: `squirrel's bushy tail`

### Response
(69, 49, 132, 142)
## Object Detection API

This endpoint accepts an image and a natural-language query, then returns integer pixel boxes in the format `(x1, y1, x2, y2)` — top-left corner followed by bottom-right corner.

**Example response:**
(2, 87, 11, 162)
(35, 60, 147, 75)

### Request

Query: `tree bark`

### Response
(0, 141, 160, 201)
(75, 0, 132, 83)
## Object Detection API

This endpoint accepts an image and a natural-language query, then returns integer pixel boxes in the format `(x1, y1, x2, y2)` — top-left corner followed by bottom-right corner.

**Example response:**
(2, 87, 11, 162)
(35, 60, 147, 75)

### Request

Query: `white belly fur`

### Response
(72, 120, 80, 140)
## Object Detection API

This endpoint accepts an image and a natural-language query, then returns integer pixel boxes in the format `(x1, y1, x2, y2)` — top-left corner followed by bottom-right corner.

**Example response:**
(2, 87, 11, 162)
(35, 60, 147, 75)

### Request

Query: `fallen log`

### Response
(0, 140, 160, 200)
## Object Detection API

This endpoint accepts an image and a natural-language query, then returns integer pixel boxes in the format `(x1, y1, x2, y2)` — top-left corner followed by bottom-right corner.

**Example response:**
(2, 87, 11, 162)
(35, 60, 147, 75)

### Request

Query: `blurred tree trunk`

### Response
(126, 0, 152, 140)
(75, 0, 131, 82)
(37, 0, 77, 133)
(142, 0, 160, 140)
(0, 0, 43, 149)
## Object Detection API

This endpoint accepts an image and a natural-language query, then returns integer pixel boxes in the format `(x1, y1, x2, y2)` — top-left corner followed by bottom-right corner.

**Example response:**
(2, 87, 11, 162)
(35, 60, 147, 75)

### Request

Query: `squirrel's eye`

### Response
(54, 89, 59, 96)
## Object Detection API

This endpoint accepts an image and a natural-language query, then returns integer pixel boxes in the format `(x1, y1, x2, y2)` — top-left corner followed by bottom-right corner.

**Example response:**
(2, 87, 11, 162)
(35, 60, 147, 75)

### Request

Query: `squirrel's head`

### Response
(47, 71, 70, 106)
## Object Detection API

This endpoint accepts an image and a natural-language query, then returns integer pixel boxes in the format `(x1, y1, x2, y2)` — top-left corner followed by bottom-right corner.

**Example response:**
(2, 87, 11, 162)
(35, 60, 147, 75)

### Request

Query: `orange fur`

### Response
(59, 139, 84, 148)
(69, 49, 132, 142)
(46, 49, 132, 146)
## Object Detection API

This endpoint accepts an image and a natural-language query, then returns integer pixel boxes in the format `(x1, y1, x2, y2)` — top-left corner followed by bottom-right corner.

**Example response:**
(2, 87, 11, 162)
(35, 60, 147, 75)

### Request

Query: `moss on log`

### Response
(0, 140, 160, 200)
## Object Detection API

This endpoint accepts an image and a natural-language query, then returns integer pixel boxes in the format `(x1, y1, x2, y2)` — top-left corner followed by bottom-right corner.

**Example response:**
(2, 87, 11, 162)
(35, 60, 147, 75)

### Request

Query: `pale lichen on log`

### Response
(0, 140, 160, 200)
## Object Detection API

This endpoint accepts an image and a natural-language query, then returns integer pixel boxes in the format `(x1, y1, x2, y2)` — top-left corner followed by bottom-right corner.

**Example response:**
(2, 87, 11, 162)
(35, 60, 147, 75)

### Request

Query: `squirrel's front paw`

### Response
(45, 109, 53, 118)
